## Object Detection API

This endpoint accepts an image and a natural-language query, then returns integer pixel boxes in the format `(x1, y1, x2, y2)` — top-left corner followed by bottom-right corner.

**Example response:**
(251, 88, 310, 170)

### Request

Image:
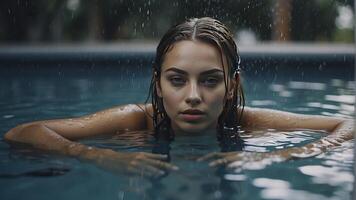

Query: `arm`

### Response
(241, 107, 354, 148)
(4, 104, 149, 147)
(4, 104, 177, 177)
(199, 107, 354, 167)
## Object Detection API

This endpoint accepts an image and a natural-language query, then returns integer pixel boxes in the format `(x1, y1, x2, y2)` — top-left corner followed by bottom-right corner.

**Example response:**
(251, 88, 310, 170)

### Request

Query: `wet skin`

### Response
(157, 40, 234, 135)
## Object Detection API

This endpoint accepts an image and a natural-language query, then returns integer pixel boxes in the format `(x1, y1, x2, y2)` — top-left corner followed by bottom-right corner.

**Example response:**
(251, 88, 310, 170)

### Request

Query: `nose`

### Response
(185, 81, 202, 106)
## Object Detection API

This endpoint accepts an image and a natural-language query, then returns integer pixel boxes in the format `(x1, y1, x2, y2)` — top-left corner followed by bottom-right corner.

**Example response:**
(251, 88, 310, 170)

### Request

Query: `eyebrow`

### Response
(164, 67, 224, 75)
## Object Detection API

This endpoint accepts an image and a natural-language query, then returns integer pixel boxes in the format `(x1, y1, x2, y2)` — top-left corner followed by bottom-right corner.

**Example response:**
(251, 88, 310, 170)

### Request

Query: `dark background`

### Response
(0, 0, 354, 44)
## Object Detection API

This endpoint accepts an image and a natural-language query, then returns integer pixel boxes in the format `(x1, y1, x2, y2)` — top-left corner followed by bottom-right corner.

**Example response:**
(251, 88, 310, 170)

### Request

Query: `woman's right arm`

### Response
(4, 104, 148, 149)
(4, 104, 178, 177)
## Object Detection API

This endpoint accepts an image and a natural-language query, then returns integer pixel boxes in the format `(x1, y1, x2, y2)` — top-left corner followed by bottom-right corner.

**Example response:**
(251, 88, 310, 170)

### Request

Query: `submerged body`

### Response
(3, 17, 354, 177)
(4, 101, 353, 176)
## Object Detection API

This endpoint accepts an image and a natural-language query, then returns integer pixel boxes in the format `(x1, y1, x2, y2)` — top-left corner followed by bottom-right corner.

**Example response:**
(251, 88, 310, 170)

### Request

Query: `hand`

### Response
(89, 149, 179, 178)
(197, 151, 271, 170)
(197, 147, 323, 171)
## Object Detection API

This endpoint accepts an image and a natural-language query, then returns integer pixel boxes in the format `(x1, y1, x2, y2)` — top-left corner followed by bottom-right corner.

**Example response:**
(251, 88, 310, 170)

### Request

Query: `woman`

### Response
(4, 17, 354, 178)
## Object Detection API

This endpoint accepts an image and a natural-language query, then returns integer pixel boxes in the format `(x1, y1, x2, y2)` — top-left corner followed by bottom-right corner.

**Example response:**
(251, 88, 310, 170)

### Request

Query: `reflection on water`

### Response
(243, 130, 323, 152)
(78, 129, 353, 200)
(250, 140, 354, 200)
(254, 177, 331, 200)
(300, 140, 354, 187)
(325, 94, 355, 104)
(289, 81, 326, 90)
(2, 128, 351, 200)
(300, 165, 353, 186)
(251, 79, 354, 120)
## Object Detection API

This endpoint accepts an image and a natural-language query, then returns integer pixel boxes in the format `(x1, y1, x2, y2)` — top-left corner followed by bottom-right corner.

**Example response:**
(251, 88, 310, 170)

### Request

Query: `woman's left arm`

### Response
(198, 107, 354, 167)
(241, 107, 354, 150)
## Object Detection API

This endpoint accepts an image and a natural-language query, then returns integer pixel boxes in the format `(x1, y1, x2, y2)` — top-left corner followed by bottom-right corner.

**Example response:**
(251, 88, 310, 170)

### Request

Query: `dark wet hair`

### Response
(148, 17, 245, 143)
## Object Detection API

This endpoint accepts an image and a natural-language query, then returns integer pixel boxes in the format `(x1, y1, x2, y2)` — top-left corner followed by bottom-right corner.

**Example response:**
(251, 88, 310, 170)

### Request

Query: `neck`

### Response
(171, 125, 217, 137)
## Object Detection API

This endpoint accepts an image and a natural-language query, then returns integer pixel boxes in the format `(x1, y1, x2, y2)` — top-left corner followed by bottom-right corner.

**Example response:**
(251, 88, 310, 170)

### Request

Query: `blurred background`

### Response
(0, 0, 354, 45)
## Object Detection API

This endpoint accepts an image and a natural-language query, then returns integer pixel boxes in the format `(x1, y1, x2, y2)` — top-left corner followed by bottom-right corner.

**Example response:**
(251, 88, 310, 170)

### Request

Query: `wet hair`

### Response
(147, 17, 245, 144)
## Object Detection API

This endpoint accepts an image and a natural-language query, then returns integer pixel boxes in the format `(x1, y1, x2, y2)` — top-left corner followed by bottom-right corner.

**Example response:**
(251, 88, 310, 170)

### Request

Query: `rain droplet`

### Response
(3, 115, 14, 119)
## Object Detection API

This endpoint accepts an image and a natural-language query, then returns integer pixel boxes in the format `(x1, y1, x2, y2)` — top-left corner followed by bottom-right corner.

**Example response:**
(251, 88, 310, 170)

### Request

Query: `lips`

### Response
(180, 109, 205, 121)
(181, 109, 205, 115)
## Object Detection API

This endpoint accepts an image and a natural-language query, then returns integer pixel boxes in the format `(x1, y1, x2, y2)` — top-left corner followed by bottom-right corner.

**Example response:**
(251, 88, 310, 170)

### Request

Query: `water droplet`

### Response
(3, 115, 14, 119)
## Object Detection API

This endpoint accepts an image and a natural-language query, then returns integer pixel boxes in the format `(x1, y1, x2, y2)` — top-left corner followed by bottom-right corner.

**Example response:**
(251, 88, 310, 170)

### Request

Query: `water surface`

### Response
(0, 64, 353, 200)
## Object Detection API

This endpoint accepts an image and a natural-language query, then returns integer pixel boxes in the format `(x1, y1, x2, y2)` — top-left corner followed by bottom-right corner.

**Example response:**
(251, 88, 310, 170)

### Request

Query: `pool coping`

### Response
(0, 43, 354, 67)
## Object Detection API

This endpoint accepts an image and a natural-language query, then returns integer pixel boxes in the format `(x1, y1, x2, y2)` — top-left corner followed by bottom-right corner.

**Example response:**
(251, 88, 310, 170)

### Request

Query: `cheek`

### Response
(162, 93, 179, 109)
(160, 82, 183, 117)
(205, 86, 226, 115)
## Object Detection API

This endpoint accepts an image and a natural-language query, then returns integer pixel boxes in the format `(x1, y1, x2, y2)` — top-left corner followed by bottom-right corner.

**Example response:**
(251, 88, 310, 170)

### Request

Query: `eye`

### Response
(201, 77, 220, 87)
(169, 76, 186, 86)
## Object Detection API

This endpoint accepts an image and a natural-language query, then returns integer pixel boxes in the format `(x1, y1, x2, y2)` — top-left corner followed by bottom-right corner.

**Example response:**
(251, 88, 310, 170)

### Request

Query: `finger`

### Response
(209, 158, 229, 167)
(209, 152, 242, 167)
(142, 165, 166, 178)
(226, 160, 244, 169)
(143, 153, 168, 160)
(197, 152, 220, 162)
(127, 164, 166, 178)
(209, 154, 239, 167)
(144, 158, 179, 171)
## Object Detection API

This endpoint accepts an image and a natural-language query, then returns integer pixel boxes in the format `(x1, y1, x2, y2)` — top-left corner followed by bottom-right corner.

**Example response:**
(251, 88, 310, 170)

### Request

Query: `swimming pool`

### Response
(0, 45, 354, 200)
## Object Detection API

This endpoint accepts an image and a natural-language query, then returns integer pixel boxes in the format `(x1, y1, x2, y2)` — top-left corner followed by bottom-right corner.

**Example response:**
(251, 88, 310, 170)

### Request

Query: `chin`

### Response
(176, 122, 213, 134)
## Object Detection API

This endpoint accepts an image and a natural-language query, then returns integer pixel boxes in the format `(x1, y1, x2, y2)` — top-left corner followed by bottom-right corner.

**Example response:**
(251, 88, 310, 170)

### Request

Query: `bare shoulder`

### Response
(86, 103, 154, 130)
(97, 103, 150, 115)
(242, 106, 296, 128)
(241, 106, 271, 128)
(115, 103, 154, 130)
(242, 106, 289, 119)
(36, 104, 153, 139)
(138, 103, 154, 130)
(134, 103, 153, 116)
(4, 103, 156, 143)
(241, 106, 344, 132)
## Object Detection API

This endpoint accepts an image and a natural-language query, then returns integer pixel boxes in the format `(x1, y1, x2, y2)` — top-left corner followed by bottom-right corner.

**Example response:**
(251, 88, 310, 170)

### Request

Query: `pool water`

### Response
(0, 63, 354, 200)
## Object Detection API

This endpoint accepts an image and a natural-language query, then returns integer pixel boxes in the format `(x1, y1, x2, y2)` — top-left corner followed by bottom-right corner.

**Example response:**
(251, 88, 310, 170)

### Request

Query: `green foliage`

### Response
(291, 0, 338, 41)
(333, 29, 354, 43)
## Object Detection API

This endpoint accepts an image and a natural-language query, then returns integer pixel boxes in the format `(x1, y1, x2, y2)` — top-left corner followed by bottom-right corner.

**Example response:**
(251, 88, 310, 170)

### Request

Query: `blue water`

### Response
(0, 63, 354, 200)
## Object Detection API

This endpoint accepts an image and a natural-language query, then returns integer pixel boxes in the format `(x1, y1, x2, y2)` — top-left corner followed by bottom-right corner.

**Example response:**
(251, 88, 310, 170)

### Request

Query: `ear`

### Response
(227, 74, 239, 100)
(156, 79, 162, 98)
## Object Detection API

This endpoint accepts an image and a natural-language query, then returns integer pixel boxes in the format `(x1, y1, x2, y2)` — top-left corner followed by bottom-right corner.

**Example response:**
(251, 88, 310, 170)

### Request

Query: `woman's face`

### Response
(157, 40, 233, 134)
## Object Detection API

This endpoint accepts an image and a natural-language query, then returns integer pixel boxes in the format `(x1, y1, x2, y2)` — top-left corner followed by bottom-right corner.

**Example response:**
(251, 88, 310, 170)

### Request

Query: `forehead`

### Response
(161, 40, 227, 73)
